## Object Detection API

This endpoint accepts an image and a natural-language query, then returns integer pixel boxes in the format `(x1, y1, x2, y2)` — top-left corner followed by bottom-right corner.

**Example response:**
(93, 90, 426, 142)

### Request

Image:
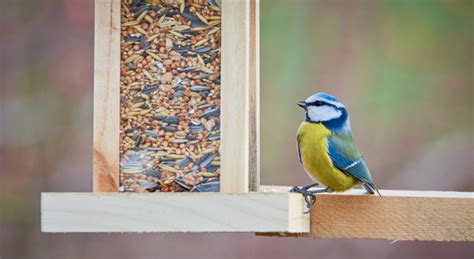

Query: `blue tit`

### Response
(291, 92, 380, 200)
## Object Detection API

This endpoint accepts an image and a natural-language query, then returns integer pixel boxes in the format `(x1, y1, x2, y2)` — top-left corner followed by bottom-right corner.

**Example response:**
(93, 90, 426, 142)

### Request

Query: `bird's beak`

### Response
(297, 101, 306, 109)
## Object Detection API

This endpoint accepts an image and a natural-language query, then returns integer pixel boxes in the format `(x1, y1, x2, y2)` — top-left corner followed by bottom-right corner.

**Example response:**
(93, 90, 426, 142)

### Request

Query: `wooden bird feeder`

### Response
(41, 0, 474, 241)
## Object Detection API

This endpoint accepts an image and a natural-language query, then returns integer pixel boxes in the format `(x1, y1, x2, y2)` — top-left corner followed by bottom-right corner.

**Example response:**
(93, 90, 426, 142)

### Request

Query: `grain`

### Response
(120, 0, 221, 193)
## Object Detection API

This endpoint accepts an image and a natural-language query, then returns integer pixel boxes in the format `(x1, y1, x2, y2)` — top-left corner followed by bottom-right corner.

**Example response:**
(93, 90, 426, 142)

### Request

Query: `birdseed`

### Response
(119, 0, 221, 192)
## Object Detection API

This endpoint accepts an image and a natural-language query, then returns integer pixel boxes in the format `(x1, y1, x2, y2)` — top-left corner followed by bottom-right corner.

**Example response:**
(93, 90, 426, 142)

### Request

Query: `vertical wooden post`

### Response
(221, 0, 260, 192)
(248, 0, 260, 192)
(93, 0, 120, 192)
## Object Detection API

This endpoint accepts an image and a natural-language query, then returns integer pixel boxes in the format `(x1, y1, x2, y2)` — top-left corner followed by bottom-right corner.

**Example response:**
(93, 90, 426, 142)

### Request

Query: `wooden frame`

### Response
(41, 0, 474, 241)
(221, 0, 260, 193)
(93, 0, 121, 192)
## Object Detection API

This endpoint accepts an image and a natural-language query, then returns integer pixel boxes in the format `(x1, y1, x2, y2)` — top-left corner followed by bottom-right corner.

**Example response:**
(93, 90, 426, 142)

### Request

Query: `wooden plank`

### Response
(259, 186, 474, 241)
(93, 0, 120, 192)
(221, 0, 260, 192)
(41, 193, 309, 233)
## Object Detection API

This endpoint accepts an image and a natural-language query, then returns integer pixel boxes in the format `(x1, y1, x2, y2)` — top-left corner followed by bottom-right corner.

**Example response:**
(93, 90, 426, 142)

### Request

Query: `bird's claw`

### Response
(290, 185, 317, 214)
(302, 193, 316, 214)
(290, 185, 332, 214)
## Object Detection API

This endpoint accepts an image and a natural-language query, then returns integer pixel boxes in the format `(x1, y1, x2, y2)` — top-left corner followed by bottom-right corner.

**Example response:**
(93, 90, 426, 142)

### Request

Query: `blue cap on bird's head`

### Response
(298, 92, 349, 127)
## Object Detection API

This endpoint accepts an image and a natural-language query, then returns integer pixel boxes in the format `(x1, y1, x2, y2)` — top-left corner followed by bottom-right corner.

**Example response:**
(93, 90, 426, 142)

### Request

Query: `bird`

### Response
(291, 92, 380, 211)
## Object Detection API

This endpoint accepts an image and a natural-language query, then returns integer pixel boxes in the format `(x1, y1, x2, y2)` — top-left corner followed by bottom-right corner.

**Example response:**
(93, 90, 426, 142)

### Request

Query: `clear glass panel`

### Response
(119, 0, 221, 192)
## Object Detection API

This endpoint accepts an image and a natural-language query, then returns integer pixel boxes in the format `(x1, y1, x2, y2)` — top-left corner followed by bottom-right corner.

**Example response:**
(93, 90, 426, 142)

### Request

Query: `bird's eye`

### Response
(314, 101, 324, 107)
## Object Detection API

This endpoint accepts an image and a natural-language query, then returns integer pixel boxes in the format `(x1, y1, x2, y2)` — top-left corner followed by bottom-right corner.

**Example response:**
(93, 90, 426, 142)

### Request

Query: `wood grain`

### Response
(248, 0, 260, 192)
(93, 0, 120, 192)
(221, 0, 260, 192)
(41, 192, 309, 233)
(259, 186, 474, 241)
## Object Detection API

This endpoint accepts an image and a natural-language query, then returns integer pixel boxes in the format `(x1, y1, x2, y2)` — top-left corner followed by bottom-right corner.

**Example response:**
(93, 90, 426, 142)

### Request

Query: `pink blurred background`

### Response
(1, 0, 472, 258)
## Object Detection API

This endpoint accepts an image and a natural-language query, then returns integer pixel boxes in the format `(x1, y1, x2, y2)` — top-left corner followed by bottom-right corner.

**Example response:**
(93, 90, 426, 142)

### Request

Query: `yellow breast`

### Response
(297, 122, 358, 192)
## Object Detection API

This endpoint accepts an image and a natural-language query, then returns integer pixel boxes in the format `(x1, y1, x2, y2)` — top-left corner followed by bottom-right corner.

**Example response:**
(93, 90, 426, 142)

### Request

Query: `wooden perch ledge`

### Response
(259, 186, 474, 241)
(41, 186, 473, 241)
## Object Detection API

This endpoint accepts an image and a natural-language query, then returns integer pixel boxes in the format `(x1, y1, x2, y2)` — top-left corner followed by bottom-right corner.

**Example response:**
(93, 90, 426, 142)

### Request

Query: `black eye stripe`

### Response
(309, 101, 325, 107)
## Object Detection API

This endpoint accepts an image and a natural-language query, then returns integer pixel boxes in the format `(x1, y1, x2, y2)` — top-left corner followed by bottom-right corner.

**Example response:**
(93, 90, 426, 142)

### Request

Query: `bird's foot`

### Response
(290, 182, 319, 193)
(307, 187, 333, 195)
(289, 185, 332, 214)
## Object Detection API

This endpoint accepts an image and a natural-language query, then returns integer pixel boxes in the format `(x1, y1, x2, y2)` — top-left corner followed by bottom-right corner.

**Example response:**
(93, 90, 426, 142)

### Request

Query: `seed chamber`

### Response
(119, 0, 222, 192)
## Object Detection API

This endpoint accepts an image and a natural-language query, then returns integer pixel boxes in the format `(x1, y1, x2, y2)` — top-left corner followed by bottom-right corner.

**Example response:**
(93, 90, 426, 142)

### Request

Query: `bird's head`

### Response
(298, 92, 349, 128)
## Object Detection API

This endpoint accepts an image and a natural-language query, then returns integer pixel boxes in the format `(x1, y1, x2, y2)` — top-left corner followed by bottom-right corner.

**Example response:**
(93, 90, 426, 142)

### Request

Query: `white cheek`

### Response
(307, 106, 342, 122)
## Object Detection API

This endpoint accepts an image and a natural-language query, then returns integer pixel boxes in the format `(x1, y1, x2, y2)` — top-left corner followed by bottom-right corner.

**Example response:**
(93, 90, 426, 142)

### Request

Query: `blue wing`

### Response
(327, 137, 380, 195)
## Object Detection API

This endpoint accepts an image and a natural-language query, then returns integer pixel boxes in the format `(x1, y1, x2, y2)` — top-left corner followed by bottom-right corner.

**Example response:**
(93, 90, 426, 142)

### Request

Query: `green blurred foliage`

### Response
(261, 0, 473, 189)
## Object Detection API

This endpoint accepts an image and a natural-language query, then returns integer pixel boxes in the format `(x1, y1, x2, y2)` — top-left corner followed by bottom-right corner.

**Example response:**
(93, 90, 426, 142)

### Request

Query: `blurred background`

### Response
(1, 0, 472, 258)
